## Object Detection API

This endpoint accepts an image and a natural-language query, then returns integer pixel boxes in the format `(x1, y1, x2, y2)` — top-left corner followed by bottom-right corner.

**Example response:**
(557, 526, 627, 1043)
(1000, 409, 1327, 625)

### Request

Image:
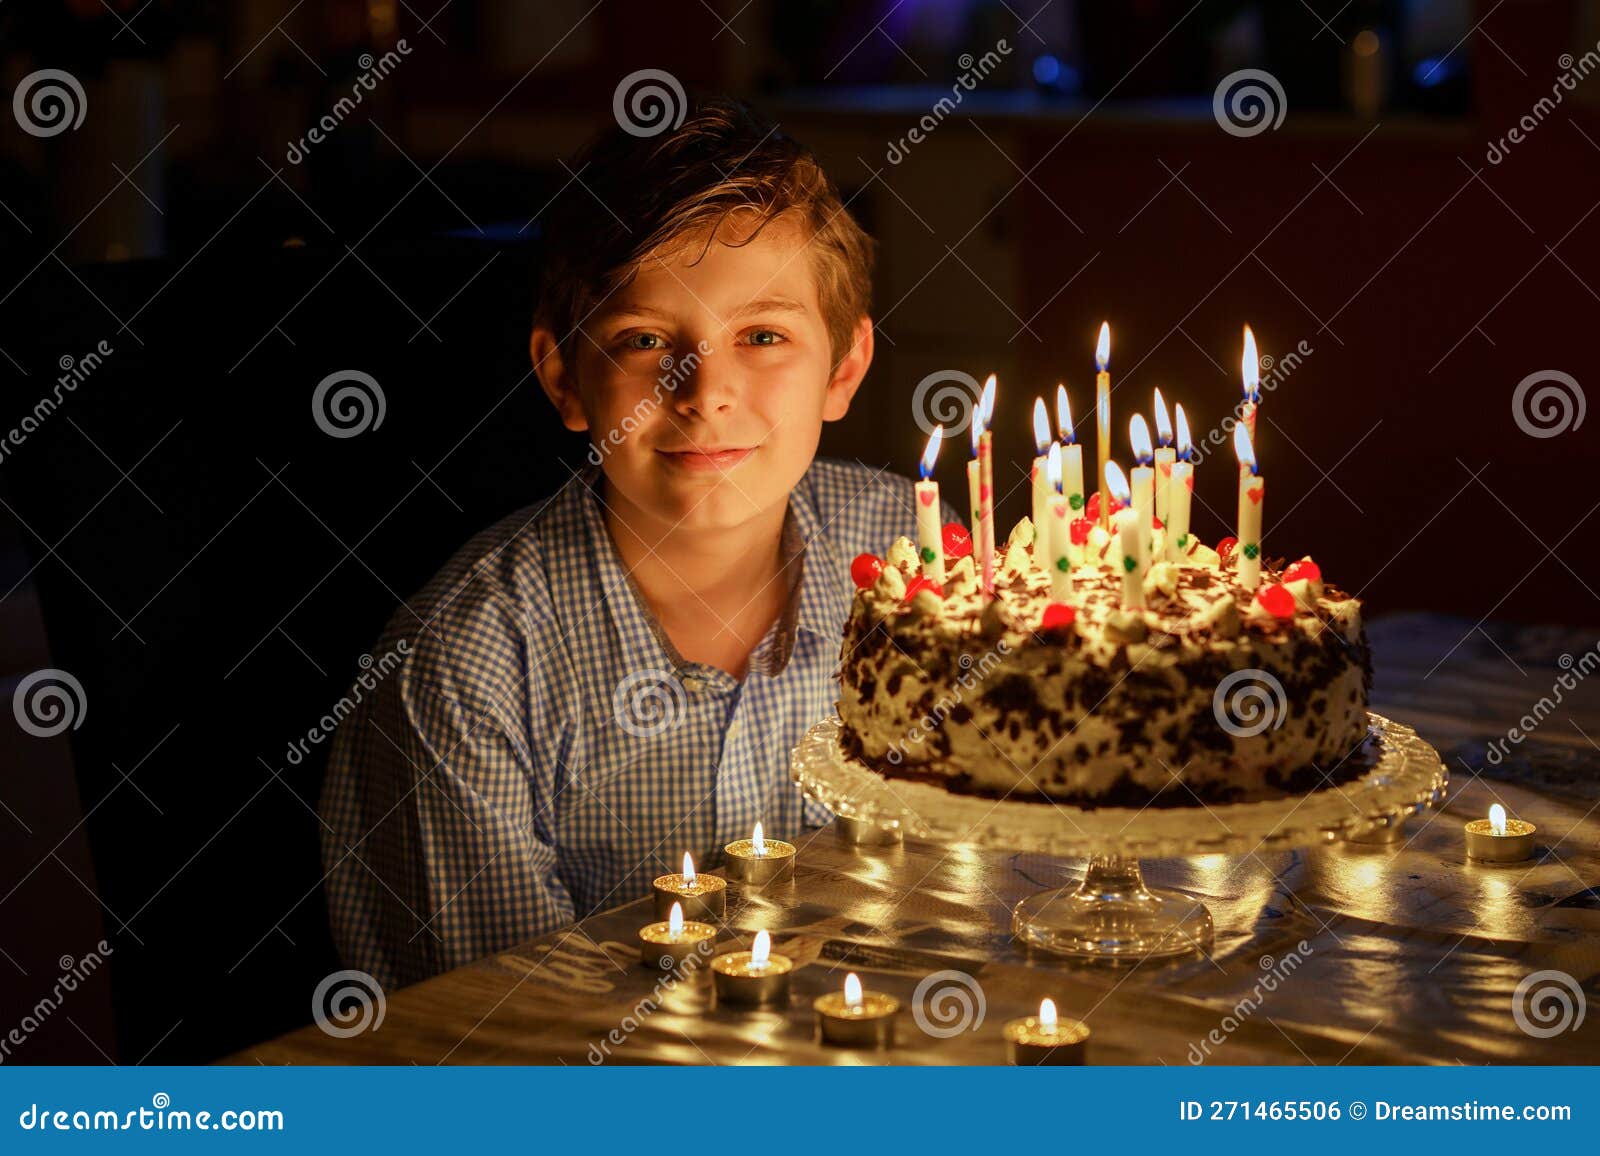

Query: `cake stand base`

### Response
(1011, 855, 1213, 960)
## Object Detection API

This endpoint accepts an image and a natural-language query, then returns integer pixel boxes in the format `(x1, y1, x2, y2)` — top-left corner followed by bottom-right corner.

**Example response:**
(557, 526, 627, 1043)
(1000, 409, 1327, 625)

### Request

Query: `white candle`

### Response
(1129, 415, 1154, 571)
(1095, 323, 1111, 532)
(1240, 324, 1259, 475)
(915, 426, 946, 586)
(1030, 397, 1051, 571)
(1234, 423, 1263, 590)
(1056, 385, 1086, 565)
(1167, 403, 1194, 562)
(977, 374, 997, 593)
(966, 422, 982, 568)
(1104, 462, 1142, 608)
(1045, 442, 1072, 599)
(1152, 387, 1175, 526)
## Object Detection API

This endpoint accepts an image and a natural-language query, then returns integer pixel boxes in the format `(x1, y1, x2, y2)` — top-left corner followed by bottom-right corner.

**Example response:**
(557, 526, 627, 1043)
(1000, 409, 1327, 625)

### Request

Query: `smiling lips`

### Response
(658, 446, 757, 471)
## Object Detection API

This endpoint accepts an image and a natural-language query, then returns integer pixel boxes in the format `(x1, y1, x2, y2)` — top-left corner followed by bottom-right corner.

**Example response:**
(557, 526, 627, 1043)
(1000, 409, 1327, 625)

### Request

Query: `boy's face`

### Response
(536, 215, 871, 539)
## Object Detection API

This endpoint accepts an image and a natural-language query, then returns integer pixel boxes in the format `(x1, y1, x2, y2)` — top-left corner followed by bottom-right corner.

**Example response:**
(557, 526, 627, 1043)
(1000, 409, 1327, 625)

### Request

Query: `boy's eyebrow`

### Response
(599, 297, 811, 325)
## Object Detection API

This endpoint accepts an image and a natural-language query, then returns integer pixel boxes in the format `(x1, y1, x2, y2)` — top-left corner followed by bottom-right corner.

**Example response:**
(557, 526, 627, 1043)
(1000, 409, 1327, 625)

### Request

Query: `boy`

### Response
(319, 97, 957, 990)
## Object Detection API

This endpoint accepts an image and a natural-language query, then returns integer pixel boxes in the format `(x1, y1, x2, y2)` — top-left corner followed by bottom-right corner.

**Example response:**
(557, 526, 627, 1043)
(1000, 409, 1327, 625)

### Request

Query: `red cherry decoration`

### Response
(941, 522, 973, 559)
(1039, 602, 1077, 631)
(1216, 536, 1239, 563)
(903, 576, 945, 601)
(1282, 558, 1322, 585)
(1070, 517, 1094, 547)
(850, 553, 884, 589)
(1085, 491, 1125, 521)
(1256, 584, 1296, 619)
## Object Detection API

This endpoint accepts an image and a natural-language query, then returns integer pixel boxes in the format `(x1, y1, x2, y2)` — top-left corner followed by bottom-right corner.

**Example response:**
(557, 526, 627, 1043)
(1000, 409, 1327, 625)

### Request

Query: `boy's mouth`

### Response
(656, 446, 757, 472)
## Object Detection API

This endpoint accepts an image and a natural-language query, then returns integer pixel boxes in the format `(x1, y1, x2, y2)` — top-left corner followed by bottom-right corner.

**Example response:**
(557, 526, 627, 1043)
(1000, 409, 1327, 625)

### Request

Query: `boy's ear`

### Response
(530, 326, 589, 432)
(822, 315, 874, 422)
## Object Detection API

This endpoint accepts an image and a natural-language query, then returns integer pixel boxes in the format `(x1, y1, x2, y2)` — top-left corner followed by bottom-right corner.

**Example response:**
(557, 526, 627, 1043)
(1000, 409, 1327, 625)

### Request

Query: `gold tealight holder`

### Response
(814, 972, 899, 1048)
(638, 902, 717, 970)
(1465, 804, 1537, 864)
(711, 930, 793, 1007)
(652, 852, 727, 921)
(834, 811, 903, 846)
(724, 822, 796, 886)
(1004, 998, 1089, 1066)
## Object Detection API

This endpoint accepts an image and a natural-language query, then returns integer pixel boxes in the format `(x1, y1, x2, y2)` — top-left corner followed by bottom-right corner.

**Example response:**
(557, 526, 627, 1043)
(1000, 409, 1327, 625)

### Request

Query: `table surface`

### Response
(233, 614, 1600, 1066)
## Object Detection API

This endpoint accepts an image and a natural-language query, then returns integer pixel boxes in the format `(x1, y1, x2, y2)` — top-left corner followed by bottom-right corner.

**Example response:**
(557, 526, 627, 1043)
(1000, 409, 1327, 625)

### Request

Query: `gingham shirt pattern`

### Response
(318, 456, 961, 990)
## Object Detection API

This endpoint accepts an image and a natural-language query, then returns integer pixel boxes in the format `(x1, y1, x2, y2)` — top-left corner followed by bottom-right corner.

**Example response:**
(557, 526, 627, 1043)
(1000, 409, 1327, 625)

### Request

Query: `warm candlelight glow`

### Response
(1233, 423, 1257, 474)
(919, 425, 942, 479)
(1175, 404, 1192, 458)
(1130, 415, 1153, 465)
(752, 821, 766, 856)
(1056, 384, 1074, 444)
(979, 373, 997, 427)
(1046, 441, 1062, 490)
(844, 973, 863, 1008)
(1104, 461, 1130, 505)
(1489, 803, 1507, 837)
(751, 929, 771, 968)
(1032, 397, 1051, 455)
(668, 902, 684, 937)
(682, 851, 696, 885)
(1242, 324, 1259, 403)
(1153, 389, 1172, 447)
(1095, 321, 1110, 370)
(1040, 997, 1057, 1030)
(970, 418, 981, 457)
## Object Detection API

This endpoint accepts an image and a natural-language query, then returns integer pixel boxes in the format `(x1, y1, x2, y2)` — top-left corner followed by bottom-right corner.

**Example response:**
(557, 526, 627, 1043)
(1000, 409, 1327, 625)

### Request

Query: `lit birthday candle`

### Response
(1056, 384, 1086, 564)
(977, 374, 997, 593)
(1104, 462, 1142, 608)
(1045, 442, 1072, 599)
(1030, 397, 1052, 571)
(967, 420, 982, 569)
(1094, 323, 1111, 531)
(1167, 403, 1195, 562)
(1233, 423, 1264, 590)
(915, 426, 946, 587)
(1241, 324, 1260, 473)
(1129, 414, 1155, 569)
(1152, 388, 1175, 526)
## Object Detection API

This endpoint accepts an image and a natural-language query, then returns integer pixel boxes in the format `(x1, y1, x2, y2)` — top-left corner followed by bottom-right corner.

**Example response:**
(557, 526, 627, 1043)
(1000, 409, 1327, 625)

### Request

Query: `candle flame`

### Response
(1130, 415, 1153, 465)
(971, 417, 982, 458)
(979, 373, 997, 432)
(1056, 384, 1074, 444)
(1040, 997, 1057, 1029)
(1242, 324, 1260, 403)
(1175, 403, 1192, 459)
(751, 929, 771, 966)
(1489, 803, 1507, 836)
(1103, 461, 1130, 504)
(920, 425, 942, 480)
(1046, 441, 1062, 492)
(1032, 397, 1050, 455)
(682, 851, 696, 885)
(845, 972, 863, 1008)
(1095, 322, 1110, 371)
(669, 902, 684, 936)
(1233, 423, 1257, 474)
(752, 821, 766, 856)
(1153, 388, 1173, 446)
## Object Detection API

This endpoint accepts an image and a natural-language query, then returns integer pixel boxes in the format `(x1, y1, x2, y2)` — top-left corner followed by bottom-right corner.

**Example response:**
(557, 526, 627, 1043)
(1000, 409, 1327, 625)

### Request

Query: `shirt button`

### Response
(681, 675, 705, 693)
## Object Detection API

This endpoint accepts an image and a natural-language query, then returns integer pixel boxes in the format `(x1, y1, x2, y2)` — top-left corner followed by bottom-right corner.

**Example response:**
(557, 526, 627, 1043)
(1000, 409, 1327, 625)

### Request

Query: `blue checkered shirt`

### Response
(318, 456, 960, 990)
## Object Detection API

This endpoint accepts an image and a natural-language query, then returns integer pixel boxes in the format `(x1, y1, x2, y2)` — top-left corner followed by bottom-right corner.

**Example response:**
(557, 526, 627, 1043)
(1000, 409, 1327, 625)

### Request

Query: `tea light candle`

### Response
(1166, 404, 1194, 562)
(834, 812, 903, 846)
(1465, 803, 1537, 863)
(711, 929, 792, 1007)
(1005, 998, 1089, 1066)
(1233, 423, 1263, 591)
(1152, 388, 1175, 526)
(652, 851, 727, 921)
(914, 426, 946, 586)
(638, 901, 717, 969)
(724, 821, 796, 886)
(815, 972, 900, 1048)
(1030, 397, 1052, 571)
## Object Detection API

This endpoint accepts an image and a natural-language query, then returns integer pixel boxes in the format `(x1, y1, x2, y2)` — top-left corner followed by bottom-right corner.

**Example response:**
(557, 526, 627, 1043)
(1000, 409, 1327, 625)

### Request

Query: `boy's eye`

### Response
(744, 329, 787, 347)
(622, 332, 666, 351)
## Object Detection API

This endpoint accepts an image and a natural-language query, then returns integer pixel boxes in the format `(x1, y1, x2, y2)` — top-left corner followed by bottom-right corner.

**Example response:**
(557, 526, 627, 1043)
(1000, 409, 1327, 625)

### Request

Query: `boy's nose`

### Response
(672, 359, 739, 417)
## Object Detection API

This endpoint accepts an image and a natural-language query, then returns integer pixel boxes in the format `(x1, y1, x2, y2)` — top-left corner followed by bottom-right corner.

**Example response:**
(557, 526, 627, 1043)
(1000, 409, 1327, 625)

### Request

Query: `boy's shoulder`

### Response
(798, 455, 955, 560)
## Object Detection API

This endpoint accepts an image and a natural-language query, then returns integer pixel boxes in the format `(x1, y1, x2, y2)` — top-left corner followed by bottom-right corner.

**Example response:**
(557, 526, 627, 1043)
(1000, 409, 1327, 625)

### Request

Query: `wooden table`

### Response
(233, 614, 1600, 1065)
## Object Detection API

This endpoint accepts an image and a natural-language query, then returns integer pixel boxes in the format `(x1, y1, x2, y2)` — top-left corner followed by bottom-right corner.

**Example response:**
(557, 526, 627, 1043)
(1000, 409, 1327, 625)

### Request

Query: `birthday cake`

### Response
(836, 519, 1372, 807)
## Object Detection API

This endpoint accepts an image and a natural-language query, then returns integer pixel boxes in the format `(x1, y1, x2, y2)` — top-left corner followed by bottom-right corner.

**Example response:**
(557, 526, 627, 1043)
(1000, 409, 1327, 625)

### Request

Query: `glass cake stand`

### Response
(792, 713, 1448, 961)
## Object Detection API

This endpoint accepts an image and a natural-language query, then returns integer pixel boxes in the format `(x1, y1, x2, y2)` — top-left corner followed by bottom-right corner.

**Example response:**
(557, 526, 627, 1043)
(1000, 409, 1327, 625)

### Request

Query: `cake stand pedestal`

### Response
(793, 713, 1447, 962)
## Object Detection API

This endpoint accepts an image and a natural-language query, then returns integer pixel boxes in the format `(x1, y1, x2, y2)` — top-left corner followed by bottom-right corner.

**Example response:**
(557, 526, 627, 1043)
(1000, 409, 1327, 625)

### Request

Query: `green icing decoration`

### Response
(1243, 542, 1259, 559)
(1055, 557, 1069, 572)
(1068, 492, 1084, 511)
(920, 546, 936, 563)
(1122, 555, 1137, 573)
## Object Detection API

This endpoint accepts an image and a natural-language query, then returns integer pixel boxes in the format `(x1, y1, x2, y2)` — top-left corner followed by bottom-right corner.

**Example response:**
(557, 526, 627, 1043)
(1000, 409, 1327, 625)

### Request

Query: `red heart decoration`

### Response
(918, 490, 935, 507)
(1052, 502, 1067, 519)
(1185, 475, 1195, 491)
(1159, 462, 1172, 478)
(1247, 487, 1264, 505)
(979, 485, 991, 502)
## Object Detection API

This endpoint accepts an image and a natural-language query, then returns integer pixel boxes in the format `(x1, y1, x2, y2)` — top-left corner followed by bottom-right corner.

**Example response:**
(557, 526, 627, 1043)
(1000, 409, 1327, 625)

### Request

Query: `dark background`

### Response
(0, 0, 1594, 1063)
